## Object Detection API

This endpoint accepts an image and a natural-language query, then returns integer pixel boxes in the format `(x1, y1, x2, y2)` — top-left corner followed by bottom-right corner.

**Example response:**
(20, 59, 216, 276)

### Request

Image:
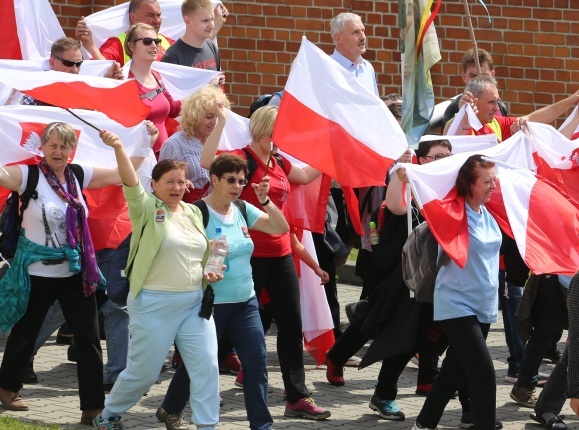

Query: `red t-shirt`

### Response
(473, 116, 517, 142)
(232, 147, 292, 257)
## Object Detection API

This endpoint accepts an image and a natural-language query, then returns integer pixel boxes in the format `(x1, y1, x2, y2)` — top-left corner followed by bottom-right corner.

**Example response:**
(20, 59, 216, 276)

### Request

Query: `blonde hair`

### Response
(249, 106, 277, 143)
(180, 85, 230, 138)
(182, 0, 213, 16)
(124, 23, 157, 58)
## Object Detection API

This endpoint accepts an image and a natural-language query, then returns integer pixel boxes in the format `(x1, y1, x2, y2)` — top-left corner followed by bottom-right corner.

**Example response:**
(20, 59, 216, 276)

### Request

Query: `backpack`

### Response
(248, 91, 283, 118)
(241, 147, 285, 183)
(401, 221, 448, 303)
(193, 199, 248, 229)
(0, 164, 84, 260)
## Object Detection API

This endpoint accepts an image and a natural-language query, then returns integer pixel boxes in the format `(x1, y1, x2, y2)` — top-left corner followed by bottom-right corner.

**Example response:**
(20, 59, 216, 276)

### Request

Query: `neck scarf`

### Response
(38, 159, 103, 296)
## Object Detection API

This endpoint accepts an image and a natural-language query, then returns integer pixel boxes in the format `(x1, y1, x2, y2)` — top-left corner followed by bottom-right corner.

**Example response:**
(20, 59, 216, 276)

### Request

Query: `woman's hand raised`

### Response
(99, 130, 123, 149)
(252, 175, 270, 204)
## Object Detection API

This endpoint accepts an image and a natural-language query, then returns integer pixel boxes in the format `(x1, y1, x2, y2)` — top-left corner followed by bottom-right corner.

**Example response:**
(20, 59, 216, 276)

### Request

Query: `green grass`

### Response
(0, 416, 61, 429)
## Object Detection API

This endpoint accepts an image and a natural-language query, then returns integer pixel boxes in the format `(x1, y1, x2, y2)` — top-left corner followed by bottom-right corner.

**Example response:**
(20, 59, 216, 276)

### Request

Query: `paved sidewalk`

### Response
(0, 283, 574, 429)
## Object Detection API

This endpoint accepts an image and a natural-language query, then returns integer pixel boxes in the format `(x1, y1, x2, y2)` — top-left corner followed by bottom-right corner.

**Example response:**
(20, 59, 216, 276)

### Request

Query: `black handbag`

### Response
(199, 284, 215, 320)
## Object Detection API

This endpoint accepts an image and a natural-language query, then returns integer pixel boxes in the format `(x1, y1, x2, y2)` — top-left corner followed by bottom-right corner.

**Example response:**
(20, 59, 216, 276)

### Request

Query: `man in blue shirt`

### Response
(329, 12, 379, 96)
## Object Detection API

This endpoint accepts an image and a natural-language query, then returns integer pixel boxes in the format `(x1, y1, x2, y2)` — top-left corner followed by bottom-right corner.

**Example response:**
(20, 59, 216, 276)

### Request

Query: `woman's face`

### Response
(41, 132, 74, 172)
(211, 170, 247, 202)
(469, 166, 497, 206)
(152, 168, 187, 207)
(130, 28, 159, 63)
(419, 144, 451, 165)
(194, 110, 218, 140)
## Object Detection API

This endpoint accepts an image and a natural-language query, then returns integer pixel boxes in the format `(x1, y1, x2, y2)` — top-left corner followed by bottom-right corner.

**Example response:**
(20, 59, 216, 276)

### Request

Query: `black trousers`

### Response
(0, 274, 104, 410)
(251, 255, 309, 402)
(417, 316, 495, 430)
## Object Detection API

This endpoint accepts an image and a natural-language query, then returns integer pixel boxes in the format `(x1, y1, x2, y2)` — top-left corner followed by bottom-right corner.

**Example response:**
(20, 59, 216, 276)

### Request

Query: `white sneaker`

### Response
(412, 423, 438, 430)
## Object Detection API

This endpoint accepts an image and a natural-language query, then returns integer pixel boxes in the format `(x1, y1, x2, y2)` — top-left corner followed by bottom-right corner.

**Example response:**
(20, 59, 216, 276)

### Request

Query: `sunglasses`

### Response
(52, 55, 83, 68)
(424, 153, 452, 161)
(223, 176, 248, 187)
(133, 37, 162, 46)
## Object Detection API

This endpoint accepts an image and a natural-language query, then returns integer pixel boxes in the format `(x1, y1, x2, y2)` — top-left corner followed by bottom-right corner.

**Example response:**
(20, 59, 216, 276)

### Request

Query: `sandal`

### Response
(530, 412, 567, 430)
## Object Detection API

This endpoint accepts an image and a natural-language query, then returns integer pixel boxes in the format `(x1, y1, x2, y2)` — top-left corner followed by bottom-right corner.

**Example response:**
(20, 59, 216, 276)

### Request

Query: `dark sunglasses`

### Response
(223, 176, 248, 187)
(424, 153, 452, 161)
(133, 37, 162, 46)
(52, 55, 83, 68)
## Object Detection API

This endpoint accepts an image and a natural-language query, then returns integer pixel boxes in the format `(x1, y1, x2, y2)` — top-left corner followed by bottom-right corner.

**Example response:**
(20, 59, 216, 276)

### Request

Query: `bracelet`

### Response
(459, 124, 470, 131)
(259, 198, 270, 206)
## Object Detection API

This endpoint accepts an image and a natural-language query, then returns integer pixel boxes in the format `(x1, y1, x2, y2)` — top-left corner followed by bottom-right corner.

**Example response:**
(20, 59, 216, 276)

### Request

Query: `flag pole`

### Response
(65, 108, 102, 132)
(462, 0, 481, 74)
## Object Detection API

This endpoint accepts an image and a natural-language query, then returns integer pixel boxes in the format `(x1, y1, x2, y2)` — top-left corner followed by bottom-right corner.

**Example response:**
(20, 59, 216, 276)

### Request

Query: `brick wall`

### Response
(50, 0, 577, 119)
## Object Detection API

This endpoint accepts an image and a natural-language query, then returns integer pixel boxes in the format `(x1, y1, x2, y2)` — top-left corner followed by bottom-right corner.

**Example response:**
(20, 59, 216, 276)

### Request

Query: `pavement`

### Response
(0, 282, 574, 430)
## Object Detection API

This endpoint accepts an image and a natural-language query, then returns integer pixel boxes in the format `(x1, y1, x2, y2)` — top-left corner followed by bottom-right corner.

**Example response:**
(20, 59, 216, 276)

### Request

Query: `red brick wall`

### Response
(50, 0, 577, 119)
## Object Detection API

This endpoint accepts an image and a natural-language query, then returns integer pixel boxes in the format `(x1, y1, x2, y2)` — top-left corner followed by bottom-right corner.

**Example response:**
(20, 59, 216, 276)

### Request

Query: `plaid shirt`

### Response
(21, 94, 40, 106)
(158, 130, 210, 188)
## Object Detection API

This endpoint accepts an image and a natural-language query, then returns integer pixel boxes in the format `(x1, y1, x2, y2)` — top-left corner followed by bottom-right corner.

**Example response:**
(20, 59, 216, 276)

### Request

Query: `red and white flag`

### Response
(393, 132, 579, 276)
(528, 122, 579, 204)
(420, 134, 498, 154)
(0, 0, 65, 60)
(0, 106, 155, 250)
(0, 69, 150, 127)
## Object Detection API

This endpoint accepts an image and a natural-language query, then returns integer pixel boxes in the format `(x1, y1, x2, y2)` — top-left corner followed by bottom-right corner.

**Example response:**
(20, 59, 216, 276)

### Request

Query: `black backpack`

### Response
(248, 91, 283, 118)
(241, 147, 285, 183)
(0, 164, 84, 260)
(193, 199, 248, 229)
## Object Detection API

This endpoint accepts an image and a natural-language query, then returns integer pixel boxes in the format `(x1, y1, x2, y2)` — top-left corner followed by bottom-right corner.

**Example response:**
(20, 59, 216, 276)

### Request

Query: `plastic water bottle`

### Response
(369, 221, 380, 246)
(204, 228, 228, 276)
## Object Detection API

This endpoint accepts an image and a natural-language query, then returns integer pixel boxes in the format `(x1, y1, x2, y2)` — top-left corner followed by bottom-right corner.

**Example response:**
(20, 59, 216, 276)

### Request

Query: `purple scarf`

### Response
(38, 159, 102, 296)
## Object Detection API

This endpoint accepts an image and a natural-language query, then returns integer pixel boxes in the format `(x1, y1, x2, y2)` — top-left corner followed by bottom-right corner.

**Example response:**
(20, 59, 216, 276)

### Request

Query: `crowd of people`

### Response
(0, 1, 577, 430)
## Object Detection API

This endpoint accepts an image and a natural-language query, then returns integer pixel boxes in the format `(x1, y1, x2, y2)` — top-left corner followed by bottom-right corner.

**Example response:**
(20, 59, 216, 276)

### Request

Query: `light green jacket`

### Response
(123, 182, 210, 298)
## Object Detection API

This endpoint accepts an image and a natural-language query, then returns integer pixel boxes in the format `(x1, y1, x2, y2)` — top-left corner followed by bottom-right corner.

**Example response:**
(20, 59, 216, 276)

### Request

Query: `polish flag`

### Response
(0, 59, 120, 105)
(393, 132, 579, 276)
(0, 69, 150, 127)
(420, 134, 498, 154)
(0, 0, 65, 60)
(0, 106, 155, 250)
(85, 0, 223, 52)
(528, 122, 579, 204)
(122, 61, 221, 101)
(273, 38, 407, 233)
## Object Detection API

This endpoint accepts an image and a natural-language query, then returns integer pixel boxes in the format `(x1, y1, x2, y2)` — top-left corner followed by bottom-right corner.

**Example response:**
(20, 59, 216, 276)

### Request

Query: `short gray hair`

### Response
(465, 74, 498, 98)
(330, 12, 362, 39)
(41, 122, 77, 148)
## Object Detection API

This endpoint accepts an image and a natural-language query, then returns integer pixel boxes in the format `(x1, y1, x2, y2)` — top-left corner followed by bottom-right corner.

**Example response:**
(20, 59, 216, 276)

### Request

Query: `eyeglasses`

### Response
(52, 55, 83, 68)
(223, 176, 248, 187)
(133, 37, 162, 46)
(424, 153, 452, 161)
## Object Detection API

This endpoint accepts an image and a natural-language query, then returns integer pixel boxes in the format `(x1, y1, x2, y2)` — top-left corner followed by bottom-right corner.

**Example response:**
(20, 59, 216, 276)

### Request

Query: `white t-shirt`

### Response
(18, 164, 93, 278)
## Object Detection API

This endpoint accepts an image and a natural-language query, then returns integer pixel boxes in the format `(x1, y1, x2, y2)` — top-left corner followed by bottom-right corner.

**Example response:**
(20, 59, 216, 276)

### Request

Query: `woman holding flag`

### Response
(396, 154, 502, 430)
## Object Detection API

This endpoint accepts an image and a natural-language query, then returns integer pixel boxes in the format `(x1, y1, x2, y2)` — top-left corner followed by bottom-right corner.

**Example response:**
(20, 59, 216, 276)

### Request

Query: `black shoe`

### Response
(459, 411, 503, 429)
(56, 331, 73, 345)
(22, 362, 37, 384)
(67, 340, 77, 363)
(531, 410, 567, 430)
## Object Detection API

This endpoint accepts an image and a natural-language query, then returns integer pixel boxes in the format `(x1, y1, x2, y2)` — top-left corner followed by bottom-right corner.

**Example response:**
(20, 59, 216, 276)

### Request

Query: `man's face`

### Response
(476, 85, 500, 124)
(184, 8, 215, 41)
(461, 62, 495, 84)
(130, 1, 162, 31)
(335, 19, 366, 62)
(49, 49, 83, 74)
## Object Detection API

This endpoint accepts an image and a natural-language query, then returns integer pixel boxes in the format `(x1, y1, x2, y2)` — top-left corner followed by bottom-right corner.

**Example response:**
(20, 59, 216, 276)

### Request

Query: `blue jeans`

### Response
(96, 247, 130, 384)
(498, 270, 524, 376)
(103, 289, 219, 428)
(164, 297, 272, 430)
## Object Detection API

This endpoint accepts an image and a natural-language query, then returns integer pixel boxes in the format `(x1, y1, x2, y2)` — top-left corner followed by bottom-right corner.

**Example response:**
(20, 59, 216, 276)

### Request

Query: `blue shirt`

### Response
(434, 204, 502, 324)
(330, 49, 379, 96)
(206, 201, 263, 304)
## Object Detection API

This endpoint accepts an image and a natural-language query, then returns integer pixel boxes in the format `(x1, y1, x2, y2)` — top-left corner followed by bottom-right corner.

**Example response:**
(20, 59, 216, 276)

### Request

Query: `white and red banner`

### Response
(393, 130, 579, 276)
(122, 60, 220, 101)
(0, 106, 155, 250)
(85, 0, 222, 53)
(420, 133, 498, 154)
(0, 0, 65, 60)
(0, 69, 150, 126)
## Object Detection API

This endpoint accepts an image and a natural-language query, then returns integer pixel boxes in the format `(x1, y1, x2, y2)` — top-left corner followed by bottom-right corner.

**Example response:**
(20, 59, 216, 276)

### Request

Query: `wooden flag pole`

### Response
(462, 0, 481, 74)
